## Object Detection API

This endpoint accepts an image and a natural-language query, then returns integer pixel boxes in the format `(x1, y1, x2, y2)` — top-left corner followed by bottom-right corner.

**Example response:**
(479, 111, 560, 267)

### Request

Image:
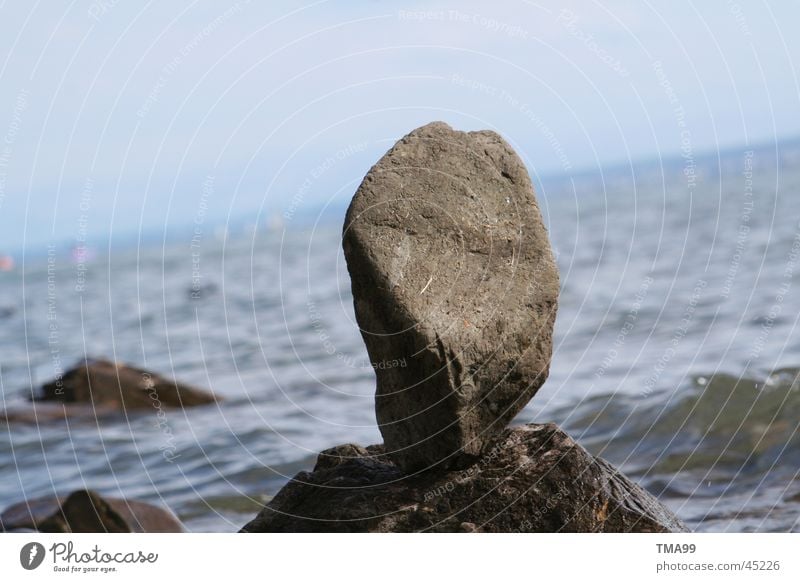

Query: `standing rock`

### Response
(241, 423, 689, 533)
(241, 122, 687, 533)
(343, 122, 559, 472)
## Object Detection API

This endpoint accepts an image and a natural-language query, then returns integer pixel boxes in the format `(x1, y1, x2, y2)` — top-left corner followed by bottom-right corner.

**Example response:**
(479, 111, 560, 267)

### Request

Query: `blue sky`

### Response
(1, 0, 799, 253)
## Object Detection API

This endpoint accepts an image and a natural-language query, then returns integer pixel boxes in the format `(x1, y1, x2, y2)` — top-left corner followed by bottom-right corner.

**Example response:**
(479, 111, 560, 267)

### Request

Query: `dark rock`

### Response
(38, 491, 131, 533)
(343, 121, 559, 472)
(1, 490, 184, 533)
(241, 423, 688, 533)
(34, 358, 217, 409)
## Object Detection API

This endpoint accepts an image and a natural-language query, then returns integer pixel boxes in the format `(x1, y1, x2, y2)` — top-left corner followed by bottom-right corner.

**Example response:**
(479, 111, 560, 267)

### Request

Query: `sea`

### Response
(1, 141, 799, 532)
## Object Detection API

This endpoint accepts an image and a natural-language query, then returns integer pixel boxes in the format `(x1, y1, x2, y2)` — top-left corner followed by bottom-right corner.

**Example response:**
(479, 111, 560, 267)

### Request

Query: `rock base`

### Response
(241, 423, 688, 533)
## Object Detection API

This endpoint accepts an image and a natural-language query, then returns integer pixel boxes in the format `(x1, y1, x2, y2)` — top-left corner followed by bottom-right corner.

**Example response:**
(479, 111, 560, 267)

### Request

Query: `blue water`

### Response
(1, 142, 799, 532)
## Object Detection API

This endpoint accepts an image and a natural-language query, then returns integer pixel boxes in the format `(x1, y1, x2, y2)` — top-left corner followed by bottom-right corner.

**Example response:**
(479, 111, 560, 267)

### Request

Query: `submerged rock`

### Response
(0, 489, 184, 533)
(343, 121, 559, 472)
(241, 423, 688, 533)
(34, 358, 217, 409)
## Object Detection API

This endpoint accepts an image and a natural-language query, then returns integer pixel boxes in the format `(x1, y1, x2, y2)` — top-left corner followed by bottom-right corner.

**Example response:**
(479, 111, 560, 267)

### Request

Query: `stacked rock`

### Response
(242, 122, 688, 533)
(342, 121, 559, 472)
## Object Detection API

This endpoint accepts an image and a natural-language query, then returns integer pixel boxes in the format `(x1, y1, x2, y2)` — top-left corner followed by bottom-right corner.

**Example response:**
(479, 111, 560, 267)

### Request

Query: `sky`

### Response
(0, 0, 799, 253)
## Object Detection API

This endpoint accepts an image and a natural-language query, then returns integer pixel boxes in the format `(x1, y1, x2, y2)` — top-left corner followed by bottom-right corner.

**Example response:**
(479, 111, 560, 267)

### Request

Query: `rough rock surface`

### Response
(241, 423, 688, 533)
(34, 358, 217, 409)
(0, 489, 184, 533)
(343, 122, 559, 471)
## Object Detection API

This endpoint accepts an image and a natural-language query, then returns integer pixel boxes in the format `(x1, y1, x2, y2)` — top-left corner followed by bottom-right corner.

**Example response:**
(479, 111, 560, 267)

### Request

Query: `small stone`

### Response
(314, 444, 371, 471)
(35, 358, 217, 409)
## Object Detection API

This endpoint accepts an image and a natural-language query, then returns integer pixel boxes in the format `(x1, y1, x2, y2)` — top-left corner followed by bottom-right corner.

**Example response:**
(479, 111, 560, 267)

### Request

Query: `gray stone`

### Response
(240, 423, 689, 533)
(343, 122, 559, 472)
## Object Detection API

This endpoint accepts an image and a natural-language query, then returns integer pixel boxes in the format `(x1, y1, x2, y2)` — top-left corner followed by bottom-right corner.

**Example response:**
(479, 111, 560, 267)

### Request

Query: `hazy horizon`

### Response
(5, 132, 793, 260)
